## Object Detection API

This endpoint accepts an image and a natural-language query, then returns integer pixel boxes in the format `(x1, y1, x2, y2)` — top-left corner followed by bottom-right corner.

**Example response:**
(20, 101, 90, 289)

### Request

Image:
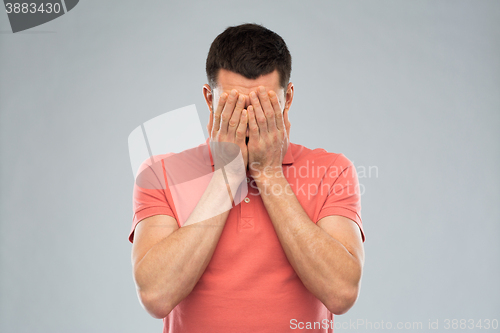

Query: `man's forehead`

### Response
(214, 69, 282, 95)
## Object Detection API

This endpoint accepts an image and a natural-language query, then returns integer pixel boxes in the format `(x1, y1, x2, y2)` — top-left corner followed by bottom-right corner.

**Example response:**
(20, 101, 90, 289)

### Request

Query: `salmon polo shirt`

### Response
(129, 141, 364, 333)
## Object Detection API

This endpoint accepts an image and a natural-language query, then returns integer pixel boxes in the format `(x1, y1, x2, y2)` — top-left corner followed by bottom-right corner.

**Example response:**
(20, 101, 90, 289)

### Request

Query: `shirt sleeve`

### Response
(128, 157, 177, 243)
(317, 153, 365, 242)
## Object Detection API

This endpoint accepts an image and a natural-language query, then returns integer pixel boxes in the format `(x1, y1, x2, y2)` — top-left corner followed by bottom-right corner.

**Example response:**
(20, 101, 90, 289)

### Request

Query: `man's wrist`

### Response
(250, 163, 284, 179)
(252, 166, 287, 188)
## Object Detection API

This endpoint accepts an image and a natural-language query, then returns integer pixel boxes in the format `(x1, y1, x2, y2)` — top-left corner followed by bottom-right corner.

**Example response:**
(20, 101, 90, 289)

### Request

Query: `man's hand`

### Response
(210, 89, 249, 173)
(247, 86, 288, 180)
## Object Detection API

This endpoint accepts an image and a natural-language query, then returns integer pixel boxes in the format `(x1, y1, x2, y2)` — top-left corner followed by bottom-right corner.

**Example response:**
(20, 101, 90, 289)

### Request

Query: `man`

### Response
(129, 23, 365, 332)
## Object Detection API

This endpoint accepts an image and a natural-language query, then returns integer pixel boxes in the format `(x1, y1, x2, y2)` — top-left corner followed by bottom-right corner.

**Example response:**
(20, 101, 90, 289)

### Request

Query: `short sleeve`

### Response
(129, 157, 177, 243)
(317, 154, 365, 242)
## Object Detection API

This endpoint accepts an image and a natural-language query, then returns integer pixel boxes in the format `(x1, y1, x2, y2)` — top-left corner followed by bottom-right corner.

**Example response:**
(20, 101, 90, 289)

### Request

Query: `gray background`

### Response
(1, 0, 499, 332)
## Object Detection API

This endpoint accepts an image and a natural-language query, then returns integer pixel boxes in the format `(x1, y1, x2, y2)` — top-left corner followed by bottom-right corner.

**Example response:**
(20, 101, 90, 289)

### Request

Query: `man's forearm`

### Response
(134, 170, 240, 318)
(255, 174, 362, 314)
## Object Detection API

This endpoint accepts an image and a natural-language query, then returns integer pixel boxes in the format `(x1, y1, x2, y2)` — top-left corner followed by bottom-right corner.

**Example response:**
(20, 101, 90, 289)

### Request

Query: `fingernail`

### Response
(250, 91, 256, 99)
(231, 89, 237, 97)
(259, 86, 266, 93)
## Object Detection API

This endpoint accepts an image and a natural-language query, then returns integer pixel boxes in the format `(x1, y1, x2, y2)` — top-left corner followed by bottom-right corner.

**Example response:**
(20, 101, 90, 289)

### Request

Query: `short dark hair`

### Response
(206, 23, 292, 90)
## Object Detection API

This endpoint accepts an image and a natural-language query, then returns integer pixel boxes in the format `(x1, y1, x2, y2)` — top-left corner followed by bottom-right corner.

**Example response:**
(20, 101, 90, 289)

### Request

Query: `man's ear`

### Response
(283, 82, 293, 136)
(284, 82, 294, 112)
(203, 84, 214, 137)
(203, 84, 213, 113)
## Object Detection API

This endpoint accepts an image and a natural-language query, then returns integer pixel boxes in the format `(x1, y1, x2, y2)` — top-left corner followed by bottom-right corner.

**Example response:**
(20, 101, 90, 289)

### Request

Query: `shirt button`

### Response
(246, 177, 251, 183)
(244, 197, 250, 203)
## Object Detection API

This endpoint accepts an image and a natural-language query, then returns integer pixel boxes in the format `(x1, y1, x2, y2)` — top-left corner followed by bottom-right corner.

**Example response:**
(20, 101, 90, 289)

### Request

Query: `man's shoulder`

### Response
(135, 142, 212, 187)
(288, 142, 353, 168)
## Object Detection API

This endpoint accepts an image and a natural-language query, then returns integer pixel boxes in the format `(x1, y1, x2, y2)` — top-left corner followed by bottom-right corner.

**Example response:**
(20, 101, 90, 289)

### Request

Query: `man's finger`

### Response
(258, 86, 275, 131)
(247, 105, 259, 142)
(227, 94, 245, 139)
(283, 107, 291, 135)
(220, 89, 238, 136)
(268, 90, 284, 131)
(249, 90, 268, 133)
(212, 92, 227, 136)
(235, 109, 247, 144)
(207, 110, 213, 136)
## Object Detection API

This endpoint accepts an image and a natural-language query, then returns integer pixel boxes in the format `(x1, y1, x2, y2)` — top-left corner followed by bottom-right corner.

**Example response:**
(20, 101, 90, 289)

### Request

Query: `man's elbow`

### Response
(138, 289, 174, 319)
(324, 285, 360, 315)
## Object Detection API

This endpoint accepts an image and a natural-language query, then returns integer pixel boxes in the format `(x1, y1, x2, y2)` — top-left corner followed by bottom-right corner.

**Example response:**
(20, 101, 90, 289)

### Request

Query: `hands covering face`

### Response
(209, 86, 289, 179)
